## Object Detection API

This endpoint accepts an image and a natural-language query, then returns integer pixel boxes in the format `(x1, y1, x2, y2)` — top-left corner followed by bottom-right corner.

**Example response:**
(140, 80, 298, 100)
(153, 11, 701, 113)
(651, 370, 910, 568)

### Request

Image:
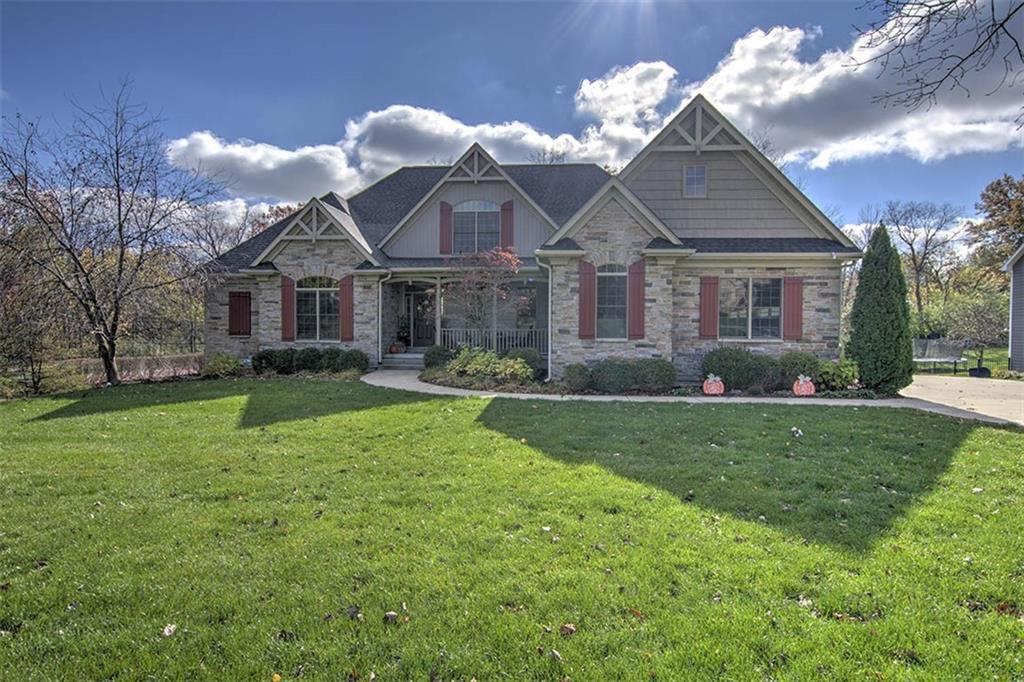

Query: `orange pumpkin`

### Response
(792, 376, 816, 396)
(702, 376, 725, 396)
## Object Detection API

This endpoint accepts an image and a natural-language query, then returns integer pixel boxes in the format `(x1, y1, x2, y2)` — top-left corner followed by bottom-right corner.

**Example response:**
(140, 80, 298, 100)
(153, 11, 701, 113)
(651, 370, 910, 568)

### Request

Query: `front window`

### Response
(719, 277, 781, 339)
(453, 200, 500, 254)
(684, 165, 706, 198)
(596, 264, 628, 339)
(296, 276, 338, 341)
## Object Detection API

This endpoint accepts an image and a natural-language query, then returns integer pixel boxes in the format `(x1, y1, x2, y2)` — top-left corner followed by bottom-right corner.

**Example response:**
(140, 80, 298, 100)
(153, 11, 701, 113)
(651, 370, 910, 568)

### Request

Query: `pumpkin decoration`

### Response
(702, 373, 725, 396)
(388, 341, 406, 354)
(793, 374, 816, 396)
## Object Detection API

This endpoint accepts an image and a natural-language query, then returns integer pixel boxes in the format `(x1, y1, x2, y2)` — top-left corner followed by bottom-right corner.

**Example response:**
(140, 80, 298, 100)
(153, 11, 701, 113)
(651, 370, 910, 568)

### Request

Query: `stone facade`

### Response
(548, 198, 677, 376)
(544, 198, 844, 380)
(671, 265, 842, 380)
(204, 239, 379, 362)
(206, 208, 845, 380)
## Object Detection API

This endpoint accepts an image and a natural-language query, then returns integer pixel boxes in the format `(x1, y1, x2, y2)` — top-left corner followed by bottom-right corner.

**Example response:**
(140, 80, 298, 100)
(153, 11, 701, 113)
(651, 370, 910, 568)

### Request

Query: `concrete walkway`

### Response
(902, 374, 1023, 425)
(361, 370, 1022, 427)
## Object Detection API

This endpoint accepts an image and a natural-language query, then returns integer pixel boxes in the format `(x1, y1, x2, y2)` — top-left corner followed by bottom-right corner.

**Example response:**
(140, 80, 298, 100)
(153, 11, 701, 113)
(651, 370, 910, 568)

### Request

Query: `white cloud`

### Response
(169, 20, 1021, 203)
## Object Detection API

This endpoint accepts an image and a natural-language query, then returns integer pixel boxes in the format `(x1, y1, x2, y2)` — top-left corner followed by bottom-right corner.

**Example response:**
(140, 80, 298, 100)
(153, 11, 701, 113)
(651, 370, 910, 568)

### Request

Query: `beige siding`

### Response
(624, 150, 820, 238)
(386, 181, 553, 257)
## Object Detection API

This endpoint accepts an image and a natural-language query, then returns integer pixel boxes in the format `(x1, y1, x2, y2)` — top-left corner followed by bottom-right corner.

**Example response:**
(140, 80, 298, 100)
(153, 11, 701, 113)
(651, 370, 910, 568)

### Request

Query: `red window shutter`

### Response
(439, 201, 453, 254)
(339, 275, 354, 342)
(228, 292, 251, 336)
(699, 276, 719, 339)
(280, 275, 295, 342)
(500, 200, 513, 248)
(627, 258, 646, 340)
(783, 276, 804, 340)
(578, 259, 596, 340)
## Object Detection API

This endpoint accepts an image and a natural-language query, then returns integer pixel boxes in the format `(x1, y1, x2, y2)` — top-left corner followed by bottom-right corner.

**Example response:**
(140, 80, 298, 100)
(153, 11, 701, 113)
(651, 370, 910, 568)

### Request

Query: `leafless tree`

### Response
(0, 82, 222, 384)
(855, 0, 1024, 124)
(527, 148, 567, 164)
(875, 200, 965, 326)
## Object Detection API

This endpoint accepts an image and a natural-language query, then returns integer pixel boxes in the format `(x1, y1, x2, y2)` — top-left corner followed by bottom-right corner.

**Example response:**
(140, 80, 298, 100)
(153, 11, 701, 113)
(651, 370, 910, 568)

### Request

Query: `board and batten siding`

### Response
(385, 181, 553, 257)
(624, 150, 820, 238)
(1012, 258, 1024, 371)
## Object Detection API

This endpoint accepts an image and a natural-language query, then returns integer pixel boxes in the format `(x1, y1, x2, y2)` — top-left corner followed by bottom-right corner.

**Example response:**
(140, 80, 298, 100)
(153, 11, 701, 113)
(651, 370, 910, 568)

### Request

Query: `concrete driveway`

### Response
(902, 375, 1024, 426)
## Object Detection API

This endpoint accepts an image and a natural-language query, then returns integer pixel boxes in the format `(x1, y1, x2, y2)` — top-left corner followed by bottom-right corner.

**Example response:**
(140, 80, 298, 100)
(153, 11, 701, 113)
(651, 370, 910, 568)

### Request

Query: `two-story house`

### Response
(205, 95, 862, 378)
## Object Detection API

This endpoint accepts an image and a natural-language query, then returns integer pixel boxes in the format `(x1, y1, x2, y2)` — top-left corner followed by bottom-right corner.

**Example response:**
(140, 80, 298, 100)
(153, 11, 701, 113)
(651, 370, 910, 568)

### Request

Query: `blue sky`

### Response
(2, 1, 1021, 225)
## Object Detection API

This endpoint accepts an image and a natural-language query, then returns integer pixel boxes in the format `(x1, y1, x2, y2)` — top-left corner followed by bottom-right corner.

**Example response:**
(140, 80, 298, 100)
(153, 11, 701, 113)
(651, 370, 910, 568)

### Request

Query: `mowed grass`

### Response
(1, 379, 1022, 680)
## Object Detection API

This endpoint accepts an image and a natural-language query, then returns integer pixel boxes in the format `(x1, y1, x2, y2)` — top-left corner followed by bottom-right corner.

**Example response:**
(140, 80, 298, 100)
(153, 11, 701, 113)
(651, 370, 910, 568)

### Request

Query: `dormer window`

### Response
(684, 165, 706, 198)
(453, 200, 500, 253)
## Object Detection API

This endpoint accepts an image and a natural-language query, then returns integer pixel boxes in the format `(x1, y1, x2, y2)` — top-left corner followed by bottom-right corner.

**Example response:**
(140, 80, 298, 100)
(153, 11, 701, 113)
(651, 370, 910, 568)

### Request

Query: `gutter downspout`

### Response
(537, 257, 553, 381)
(377, 272, 393, 366)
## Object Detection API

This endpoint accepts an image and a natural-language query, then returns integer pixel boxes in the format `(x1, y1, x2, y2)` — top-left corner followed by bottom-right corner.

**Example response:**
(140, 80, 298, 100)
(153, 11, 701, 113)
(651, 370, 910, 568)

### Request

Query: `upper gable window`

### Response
(453, 200, 500, 253)
(684, 165, 707, 198)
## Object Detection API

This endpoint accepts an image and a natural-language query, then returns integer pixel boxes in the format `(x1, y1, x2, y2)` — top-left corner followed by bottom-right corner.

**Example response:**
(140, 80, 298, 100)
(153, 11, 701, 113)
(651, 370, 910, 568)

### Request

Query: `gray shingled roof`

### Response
(211, 164, 610, 272)
(674, 238, 861, 254)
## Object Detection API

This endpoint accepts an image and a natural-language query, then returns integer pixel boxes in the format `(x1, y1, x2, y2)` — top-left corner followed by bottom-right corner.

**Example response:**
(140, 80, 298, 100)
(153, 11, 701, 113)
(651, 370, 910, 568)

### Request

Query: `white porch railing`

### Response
(440, 328, 548, 355)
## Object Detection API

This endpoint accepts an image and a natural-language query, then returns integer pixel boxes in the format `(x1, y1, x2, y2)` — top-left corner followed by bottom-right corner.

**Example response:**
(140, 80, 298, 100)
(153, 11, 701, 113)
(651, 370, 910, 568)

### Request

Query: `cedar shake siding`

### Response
(202, 94, 860, 378)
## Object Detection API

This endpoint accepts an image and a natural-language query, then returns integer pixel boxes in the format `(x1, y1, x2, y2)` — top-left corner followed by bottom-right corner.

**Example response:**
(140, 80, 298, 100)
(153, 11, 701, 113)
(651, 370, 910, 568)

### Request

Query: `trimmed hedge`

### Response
(504, 347, 544, 379)
(563, 363, 592, 392)
(817, 358, 859, 390)
(776, 351, 821, 386)
(700, 346, 777, 391)
(251, 347, 369, 375)
(423, 345, 453, 369)
(446, 347, 534, 384)
(588, 357, 677, 394)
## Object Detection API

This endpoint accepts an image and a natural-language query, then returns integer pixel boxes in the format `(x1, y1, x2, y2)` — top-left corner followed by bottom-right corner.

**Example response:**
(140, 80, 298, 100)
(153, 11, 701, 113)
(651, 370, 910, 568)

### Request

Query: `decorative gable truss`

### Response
(448, 146, 506, 182)
(378, 143, 559, 250)
(648, 100, 744, 155)
(249, 197, 379, 268)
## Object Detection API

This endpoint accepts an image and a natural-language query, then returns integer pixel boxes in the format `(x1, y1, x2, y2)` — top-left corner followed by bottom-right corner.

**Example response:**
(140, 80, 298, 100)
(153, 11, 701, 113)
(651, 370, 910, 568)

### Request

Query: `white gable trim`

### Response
(619, 94, 855, 248)
(544, 178, 681, 246)
(250, 197, 379, 267)
(1003, 242, 1024, 271)
(377, 143, 559, 249)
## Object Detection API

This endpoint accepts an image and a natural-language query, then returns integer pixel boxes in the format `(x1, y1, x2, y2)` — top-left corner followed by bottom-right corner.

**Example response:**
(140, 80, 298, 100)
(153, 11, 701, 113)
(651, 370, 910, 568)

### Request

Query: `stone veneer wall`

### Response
(204, 239, 380, 363)
(548, 198, 675, 377)
(544, 198, 845, 380)
(204, 276, 260, 359)
(671, 265, 842, 380)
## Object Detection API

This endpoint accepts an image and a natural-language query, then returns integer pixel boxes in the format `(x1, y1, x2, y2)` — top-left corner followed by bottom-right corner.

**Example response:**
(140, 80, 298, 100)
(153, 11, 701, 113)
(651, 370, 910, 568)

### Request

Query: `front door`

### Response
(411, 292, 435, 347)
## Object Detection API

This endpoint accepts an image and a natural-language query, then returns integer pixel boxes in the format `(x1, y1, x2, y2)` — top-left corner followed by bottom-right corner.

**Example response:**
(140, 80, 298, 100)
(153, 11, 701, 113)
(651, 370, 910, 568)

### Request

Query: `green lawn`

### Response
(1, 379, 1022, 679)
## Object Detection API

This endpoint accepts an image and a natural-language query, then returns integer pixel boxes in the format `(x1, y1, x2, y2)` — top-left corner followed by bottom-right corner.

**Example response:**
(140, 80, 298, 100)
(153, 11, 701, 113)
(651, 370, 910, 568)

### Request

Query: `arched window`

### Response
(295, 276, 338, 340)
(453, 200, 500, 253)
(596, 264, 628, 339)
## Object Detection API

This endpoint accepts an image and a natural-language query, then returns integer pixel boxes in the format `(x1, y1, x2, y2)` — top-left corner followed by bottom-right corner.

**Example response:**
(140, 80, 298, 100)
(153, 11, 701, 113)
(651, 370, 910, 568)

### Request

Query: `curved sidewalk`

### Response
(362, 370, 1021, 427)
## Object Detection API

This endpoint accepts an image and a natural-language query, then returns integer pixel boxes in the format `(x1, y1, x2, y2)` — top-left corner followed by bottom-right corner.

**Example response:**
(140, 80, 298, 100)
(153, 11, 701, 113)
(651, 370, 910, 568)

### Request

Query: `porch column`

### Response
(434, 276, 442, 346)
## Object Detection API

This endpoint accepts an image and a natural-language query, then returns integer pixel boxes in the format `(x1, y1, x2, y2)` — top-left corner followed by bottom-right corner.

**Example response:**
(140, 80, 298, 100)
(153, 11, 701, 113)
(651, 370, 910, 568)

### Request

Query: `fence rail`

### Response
(439, 328, 548, 355)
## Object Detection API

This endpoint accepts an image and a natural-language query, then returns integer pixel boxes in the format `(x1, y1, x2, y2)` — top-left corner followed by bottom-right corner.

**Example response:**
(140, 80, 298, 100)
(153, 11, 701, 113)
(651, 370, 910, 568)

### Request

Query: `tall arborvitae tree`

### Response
(848, 225, 914, 394)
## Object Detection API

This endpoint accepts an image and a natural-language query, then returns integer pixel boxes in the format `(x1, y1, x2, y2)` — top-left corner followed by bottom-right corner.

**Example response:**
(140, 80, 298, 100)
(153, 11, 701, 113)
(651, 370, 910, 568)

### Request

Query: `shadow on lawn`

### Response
(29, 377, 433, 429)
(477, 399, 974, 553)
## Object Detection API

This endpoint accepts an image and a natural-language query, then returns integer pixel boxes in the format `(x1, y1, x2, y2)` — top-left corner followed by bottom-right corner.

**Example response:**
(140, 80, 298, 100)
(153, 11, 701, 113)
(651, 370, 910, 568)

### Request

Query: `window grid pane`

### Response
(318, 291, 339, 340)
(296, 291, 318, 340)
(476, 211, 499, 251)
(685, 166, 706, 197)
(453, 212, 476, 254)
(597, 273, 628, 339)
(718, 278, 748, 338)
(751, 278, 781, 338)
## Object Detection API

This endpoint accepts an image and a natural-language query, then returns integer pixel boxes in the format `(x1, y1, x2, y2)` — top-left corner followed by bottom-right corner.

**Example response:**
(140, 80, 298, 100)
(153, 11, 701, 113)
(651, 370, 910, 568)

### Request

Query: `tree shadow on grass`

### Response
(28, 377, 434, 429)
(476, 399, 976, 553)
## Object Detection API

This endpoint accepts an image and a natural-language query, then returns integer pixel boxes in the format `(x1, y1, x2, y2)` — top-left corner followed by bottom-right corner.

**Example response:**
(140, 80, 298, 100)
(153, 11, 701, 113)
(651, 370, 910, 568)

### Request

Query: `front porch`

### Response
(381, 276, 549, 359)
